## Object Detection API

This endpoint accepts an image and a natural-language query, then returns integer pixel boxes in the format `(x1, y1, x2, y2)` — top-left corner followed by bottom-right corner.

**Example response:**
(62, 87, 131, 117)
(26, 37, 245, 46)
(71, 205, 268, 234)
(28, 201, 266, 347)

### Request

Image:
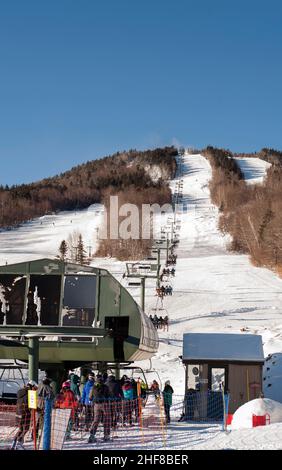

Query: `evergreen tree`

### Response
(77, 234, 87, 264)
(59, 240, 68, 261)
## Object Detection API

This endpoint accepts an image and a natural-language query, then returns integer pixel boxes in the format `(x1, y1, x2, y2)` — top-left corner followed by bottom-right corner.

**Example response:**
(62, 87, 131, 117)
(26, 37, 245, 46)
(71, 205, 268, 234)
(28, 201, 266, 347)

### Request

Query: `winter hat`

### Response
(71, 374, 80, 384)
(27, 380, 38, 388)
(165, 380, 170, 386)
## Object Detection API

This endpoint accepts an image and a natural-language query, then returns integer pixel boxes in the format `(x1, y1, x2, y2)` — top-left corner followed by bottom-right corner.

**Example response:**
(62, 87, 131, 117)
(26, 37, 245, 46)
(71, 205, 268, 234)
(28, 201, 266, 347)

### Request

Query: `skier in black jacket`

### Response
(106, 375, 122, 428)
(88, 377, 111, 443)
(11, 380, 38, 449)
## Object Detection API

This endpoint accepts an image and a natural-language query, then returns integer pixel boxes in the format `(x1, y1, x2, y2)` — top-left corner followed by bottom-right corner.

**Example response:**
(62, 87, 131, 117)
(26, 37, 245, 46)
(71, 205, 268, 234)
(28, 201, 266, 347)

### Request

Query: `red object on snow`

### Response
(252, 413, 271, 427)
(226, 414, 233, 425)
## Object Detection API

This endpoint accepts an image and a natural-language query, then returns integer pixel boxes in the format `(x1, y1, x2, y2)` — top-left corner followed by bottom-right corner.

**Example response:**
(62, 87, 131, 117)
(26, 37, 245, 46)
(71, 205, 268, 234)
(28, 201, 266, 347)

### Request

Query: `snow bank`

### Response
(231, 398, 282, 430)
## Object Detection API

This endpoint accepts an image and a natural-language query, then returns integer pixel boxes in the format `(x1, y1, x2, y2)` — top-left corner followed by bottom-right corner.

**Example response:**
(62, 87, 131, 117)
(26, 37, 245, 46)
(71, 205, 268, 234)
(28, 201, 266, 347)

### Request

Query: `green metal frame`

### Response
(0, 258, 159, 372)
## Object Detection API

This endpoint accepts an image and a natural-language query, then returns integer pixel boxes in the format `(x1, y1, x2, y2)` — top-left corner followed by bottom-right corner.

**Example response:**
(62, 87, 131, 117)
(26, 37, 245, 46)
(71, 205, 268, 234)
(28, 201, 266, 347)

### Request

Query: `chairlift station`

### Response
(0, 259, 159, 379)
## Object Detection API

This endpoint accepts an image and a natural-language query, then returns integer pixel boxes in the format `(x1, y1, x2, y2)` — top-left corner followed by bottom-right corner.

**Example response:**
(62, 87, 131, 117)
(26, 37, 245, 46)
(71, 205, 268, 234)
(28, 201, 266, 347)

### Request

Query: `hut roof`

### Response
(183, 333, 264, 364)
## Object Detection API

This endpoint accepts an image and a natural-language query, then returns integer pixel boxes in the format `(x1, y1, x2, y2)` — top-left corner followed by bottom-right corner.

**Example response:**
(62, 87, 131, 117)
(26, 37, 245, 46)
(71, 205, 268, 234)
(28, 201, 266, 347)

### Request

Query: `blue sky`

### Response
(0, 0, 282, 185)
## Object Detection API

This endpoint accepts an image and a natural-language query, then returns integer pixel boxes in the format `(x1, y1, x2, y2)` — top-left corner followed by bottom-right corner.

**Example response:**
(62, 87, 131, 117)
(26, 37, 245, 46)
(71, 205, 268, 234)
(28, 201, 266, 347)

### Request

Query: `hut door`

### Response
(208, 366, 228, 420)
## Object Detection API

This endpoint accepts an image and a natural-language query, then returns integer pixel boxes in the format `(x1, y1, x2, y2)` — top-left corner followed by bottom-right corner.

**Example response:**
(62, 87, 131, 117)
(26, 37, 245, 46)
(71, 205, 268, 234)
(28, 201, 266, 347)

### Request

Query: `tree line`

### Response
(96, 148, 176, 260)
(0, 147, 177, 229)
(203, 146, 282, 275)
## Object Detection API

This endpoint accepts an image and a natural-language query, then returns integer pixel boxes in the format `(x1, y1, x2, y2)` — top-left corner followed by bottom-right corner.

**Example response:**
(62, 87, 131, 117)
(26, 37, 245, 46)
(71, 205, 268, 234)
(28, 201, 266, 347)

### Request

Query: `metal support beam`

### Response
(93, 268, 101, 328)
(28, 336, 39, 382)
(140, 277, 145, 312)
(0, 325, 108, 337)
(157, 249, 161, 288)
(166, 235, 170, 265)
(115, 363, 120, 380)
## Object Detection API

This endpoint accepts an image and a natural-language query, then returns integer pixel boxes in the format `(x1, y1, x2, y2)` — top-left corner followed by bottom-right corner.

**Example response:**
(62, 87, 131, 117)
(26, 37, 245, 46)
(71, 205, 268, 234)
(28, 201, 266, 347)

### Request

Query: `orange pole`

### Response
(137, 382, 142, 424)
(137, 381, 144, 442)
(32, 409, 37, 450)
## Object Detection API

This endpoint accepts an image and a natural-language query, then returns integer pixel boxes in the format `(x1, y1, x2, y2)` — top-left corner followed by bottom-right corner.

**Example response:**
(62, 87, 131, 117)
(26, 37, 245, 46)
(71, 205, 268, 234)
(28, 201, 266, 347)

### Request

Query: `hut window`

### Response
(27, 275, 61, 325)
(0, 274, 26, 325)
(62, 275, 96, 327)
(187, 364, 200, 390)
(210, 367, 226, 391)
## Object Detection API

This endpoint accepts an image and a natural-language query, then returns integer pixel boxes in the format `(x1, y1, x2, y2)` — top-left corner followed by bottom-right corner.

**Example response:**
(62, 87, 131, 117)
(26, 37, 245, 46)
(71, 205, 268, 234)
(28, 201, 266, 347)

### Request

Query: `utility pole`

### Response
(140, 277, 146, 312)
(28, 336, 39, 383)
(157, 249, 161, 288)
(166, 233, 170, 265)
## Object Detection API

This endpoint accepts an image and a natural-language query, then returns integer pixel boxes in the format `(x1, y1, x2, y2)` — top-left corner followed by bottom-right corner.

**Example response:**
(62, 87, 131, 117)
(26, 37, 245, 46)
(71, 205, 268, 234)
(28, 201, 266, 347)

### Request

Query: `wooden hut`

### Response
(182, 333, 264, 417)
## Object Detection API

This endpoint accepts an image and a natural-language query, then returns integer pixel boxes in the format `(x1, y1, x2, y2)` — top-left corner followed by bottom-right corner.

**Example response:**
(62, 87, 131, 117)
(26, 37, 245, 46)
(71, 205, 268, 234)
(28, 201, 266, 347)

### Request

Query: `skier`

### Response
(37, 377, 54, 434)
(122, 378, 134, 425)
(11, 380, 38, 450)
(162, 380, 174, 424)
(88, 376, 111, 443)
(55, 381, 78, 440)
(81, 373, 95, 430)
(105, 374, 122, 428)
(149, 380, 160, 399)
(69, 372, 81, 430)
(69, 372, 81, 400)
(163, 315, 169, 331)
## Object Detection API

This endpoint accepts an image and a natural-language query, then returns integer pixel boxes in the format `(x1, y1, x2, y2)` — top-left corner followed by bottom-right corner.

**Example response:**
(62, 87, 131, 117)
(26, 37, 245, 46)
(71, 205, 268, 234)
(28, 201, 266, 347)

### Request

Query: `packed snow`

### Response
(231, 398, 282, 430)
(235, 157, 271, 184)
(1, 152, 282, 449)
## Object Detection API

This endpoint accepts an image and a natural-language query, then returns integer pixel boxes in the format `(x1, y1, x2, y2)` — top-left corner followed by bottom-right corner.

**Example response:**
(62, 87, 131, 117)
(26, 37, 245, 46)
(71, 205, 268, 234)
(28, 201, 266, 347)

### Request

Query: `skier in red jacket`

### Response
(55, 381, 78, 440)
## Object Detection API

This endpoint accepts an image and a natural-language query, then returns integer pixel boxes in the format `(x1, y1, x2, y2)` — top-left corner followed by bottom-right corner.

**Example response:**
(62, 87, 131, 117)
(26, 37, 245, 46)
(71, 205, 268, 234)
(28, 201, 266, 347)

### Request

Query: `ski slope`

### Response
(110, 154, 282, 402)
(91, 153, 282, 452)
(0, 204, 103, 265)
(235, 157, 271, 184)
(1, 152, 282, 449)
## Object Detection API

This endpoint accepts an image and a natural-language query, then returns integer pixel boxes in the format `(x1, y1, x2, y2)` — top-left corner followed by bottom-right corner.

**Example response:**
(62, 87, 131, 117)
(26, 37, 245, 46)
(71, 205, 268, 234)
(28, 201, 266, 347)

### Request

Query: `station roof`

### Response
(0, 258, 106, 275)
(182, 333, 264, 364)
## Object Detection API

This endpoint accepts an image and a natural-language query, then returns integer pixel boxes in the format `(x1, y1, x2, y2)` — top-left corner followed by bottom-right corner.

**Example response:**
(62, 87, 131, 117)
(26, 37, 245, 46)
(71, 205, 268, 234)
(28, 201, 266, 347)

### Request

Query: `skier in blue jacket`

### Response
(122, 379, 134, 425)
(81, 373, 95, 430)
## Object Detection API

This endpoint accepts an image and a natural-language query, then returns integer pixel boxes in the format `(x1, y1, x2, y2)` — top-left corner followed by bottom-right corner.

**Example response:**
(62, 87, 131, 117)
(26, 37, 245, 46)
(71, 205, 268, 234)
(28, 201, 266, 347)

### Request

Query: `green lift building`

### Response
(0, 259, 159, 383)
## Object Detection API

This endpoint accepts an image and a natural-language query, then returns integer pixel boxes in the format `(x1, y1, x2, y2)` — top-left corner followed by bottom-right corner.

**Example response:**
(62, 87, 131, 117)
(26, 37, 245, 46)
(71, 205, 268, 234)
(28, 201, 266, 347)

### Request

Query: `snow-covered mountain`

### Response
(1, 152, 282, 449)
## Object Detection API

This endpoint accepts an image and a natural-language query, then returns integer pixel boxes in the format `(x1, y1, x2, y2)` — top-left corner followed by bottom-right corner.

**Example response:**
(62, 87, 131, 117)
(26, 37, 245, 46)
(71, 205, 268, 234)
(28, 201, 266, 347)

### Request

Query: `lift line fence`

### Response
(0, 392, 230, 450)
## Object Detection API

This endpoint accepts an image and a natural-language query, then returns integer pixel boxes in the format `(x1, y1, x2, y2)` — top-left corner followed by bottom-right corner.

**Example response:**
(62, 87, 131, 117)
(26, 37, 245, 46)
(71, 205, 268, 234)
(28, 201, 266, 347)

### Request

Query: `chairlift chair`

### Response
(0, 362, 27, 404)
